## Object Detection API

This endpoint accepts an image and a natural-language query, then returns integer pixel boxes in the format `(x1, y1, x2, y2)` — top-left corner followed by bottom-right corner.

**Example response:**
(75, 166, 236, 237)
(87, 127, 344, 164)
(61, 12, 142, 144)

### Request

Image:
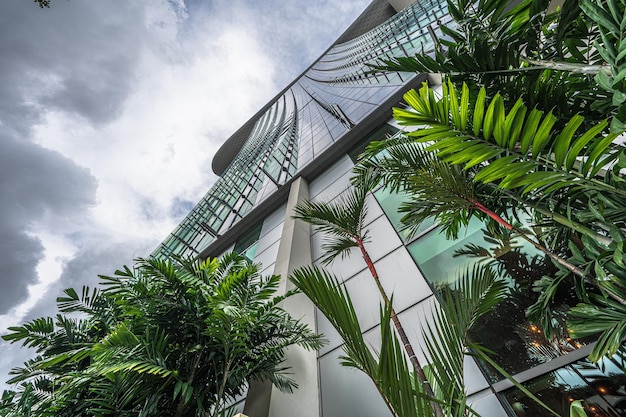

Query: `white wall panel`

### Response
(319, 350, 391, 417)
(259, 264, 276, 277)
(254, 240, 281, 275)
(260, 203, 287, 239)
(395, 296, 439, 369)
(255, 222, 284, 256)
(317, 312, 343, 356)
(376, 247, 433, 313)
(363, 193, 385, 227)
(360, 215, 403, 263)
(308, 156, 353, 201)
(464, 355, 490, 395)
(322, 253, 367, 282)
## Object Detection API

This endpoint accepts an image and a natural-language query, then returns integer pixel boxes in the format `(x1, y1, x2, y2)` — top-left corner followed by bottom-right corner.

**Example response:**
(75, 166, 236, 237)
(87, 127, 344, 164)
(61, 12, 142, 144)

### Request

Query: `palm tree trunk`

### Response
(357, 239, 445, 417)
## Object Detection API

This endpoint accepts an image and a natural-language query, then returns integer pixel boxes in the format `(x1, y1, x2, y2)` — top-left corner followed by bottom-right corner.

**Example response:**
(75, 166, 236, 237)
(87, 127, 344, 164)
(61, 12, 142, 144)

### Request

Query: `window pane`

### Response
(233, 223, 263, 261)
(375, 186, 435, 242)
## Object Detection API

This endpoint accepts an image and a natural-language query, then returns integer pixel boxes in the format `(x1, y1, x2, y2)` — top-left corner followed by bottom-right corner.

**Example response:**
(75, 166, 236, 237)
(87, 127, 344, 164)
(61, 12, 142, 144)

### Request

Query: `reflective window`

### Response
(503, 345, 626, 416)
(233, 223, 263, 261)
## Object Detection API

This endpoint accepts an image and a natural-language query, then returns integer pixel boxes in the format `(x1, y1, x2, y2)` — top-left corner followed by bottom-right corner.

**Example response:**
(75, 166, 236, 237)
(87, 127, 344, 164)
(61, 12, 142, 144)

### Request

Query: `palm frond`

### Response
(397, 81, 623, 193)
(2, 318, 55, 351)
(289, 266, 432, 417)
(422, 264, 507, 417)
(56, 287, 102, 315)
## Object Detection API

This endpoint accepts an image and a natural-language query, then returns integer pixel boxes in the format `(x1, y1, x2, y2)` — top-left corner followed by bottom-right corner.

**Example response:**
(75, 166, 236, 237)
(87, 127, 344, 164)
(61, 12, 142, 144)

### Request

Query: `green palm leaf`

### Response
(293, 189, 367, 264)
(395, 81, 625, 206)
(290, 266, 432, 417)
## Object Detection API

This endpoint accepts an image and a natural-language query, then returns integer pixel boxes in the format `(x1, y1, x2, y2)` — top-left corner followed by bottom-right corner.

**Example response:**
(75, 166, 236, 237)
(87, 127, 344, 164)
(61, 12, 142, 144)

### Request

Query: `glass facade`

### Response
(233, 222, 262, 261)
(504, 345, 626, 416)
(406, 219, 590, 380)
(151, 0, 451, 260)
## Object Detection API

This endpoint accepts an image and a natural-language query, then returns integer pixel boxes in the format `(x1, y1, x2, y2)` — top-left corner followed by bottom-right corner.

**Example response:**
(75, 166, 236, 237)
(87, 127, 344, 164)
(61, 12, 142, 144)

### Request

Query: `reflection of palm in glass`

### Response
(410, 219, 588, 381)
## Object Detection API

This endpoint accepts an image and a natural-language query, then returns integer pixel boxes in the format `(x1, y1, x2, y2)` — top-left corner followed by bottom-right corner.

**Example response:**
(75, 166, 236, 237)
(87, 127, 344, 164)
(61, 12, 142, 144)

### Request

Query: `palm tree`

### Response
(2, 253, 324, 417)
(369, 0, 626, 362)
(293, 184, 444, 417)
(354, 129, 593, 284)
(357, 78, 626, 362)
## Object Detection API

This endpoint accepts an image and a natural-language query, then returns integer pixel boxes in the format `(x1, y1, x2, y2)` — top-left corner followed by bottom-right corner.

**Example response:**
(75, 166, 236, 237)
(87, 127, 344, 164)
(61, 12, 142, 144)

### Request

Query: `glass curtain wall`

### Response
(151, 0, 450, 260)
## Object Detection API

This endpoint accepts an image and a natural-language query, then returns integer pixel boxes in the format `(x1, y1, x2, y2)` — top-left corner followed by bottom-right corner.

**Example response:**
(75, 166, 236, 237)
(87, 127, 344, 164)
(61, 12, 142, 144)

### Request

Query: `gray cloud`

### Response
(0, 0, 180, 315)
(0, 343, 36, 390)
(0, 1, 155, 130)
(24, 240, 153, 321)
(0, 232, 43, 314)
(39, 61, 137, 125)
(0, 134, 97, 314)
(183, 0, 369, 87)
(0, 0, 372, 393)
(1, 240, 153, 392)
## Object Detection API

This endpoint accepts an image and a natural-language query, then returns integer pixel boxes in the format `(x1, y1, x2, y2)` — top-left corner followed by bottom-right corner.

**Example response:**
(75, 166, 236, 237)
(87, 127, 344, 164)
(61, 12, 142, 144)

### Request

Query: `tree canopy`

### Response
(1, 253, 323, 417)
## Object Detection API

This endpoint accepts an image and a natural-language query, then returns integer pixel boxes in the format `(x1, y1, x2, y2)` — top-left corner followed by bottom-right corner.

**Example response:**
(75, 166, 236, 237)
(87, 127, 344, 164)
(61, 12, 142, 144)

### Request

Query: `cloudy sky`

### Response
(0, 0, 371, 390)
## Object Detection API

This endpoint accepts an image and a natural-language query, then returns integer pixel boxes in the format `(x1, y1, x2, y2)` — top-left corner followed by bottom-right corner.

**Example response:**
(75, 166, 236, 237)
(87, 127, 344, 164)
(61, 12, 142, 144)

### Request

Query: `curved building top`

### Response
(212, 0, 398, 177)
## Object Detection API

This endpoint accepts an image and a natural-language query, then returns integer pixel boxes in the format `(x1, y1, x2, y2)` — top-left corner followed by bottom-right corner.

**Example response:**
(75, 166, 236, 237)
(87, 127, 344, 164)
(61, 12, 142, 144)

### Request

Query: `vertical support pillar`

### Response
(243, 177, 320, 417)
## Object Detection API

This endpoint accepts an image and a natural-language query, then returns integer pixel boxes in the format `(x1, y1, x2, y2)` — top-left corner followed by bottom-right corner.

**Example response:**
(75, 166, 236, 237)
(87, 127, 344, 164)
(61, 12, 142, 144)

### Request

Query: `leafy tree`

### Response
(1, 253, 323, 417)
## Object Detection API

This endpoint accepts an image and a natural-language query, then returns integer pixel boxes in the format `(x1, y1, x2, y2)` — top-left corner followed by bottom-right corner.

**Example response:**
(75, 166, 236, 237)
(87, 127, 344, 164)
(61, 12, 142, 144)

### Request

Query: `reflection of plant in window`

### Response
(233, 223, 263, 261)
(452, 222, 590, 380)
(517, 316, 580, 363)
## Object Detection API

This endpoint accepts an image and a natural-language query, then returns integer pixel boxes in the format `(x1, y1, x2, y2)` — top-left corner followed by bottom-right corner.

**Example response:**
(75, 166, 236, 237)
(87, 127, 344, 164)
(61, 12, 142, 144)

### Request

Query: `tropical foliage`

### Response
(292, 177, 585, 415)
(376, 0, 626, 132)
(1, 253, 323, 417)
(371, 79, 626, 363)
(335, 1, 626, 414)
(290, 263, 510, 417)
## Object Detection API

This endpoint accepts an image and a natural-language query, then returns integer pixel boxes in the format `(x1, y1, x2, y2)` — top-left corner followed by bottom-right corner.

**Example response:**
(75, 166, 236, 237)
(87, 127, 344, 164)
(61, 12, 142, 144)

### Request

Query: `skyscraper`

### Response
(153, 1, 626, 416)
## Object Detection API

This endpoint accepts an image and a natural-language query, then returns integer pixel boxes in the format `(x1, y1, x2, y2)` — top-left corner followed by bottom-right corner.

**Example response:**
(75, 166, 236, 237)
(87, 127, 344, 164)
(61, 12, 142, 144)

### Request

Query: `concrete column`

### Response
(243, 177, 320, 417)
